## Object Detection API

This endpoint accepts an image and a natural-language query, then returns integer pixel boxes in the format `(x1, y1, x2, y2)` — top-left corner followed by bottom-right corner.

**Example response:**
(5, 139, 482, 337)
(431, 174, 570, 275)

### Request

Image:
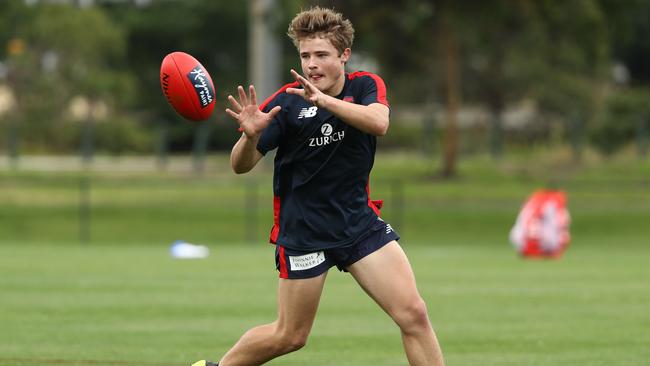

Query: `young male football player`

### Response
(193, 7, 445, 366)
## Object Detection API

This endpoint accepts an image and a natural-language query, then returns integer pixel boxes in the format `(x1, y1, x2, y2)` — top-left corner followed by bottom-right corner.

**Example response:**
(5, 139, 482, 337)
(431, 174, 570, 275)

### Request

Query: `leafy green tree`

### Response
(102, 1, 291, 152)
(592, 0, 650, 157)
(3, 2, 143, 153)
(599, 0, 650, 86)
(315, 0, 610, 172)
(590, 89, 650, 155)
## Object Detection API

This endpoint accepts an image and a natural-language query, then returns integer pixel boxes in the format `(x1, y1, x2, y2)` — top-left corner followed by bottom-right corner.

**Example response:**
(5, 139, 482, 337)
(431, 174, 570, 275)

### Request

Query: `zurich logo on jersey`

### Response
(321, 123, 333, 136)
(309, 122, 345, 147)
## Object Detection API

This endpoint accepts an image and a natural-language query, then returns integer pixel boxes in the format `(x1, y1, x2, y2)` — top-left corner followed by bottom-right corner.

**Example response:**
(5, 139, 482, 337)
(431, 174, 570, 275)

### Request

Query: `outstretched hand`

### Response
(286, 69, 328, 107)
(226, 85, 281, 139)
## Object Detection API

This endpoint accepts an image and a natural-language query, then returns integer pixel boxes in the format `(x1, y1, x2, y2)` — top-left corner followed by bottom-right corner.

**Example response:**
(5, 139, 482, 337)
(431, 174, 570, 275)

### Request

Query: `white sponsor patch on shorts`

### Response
(289, 251, 325, 271)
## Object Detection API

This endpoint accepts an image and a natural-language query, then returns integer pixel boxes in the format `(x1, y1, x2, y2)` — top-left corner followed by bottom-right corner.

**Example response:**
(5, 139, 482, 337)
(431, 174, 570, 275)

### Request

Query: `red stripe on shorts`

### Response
(278, 245, 289, 279)
(270, 195, 281, 244)
(366, 181, 382, 216)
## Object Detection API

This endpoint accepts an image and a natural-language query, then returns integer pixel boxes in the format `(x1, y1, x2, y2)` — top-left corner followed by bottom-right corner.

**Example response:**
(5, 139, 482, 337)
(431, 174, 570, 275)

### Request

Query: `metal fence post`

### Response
(7, 119, 19, 169)
(245, 179, 258, 244)
(81, 117, 94, 168)
(79, 175, 91, 245)
(391, 180, 405, 236)
(156, 119, 169, 171)
(193, 121, 212, 174)
(422, 103, 436, 158)
(490, 111, 504, 160)
(637, 115, 648, 158)
(568, 111, 584, 163)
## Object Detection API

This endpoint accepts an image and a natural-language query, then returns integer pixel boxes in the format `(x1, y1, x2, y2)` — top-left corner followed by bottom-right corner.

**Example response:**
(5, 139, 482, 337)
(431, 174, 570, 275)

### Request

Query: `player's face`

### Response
(298, 36, 350, 96)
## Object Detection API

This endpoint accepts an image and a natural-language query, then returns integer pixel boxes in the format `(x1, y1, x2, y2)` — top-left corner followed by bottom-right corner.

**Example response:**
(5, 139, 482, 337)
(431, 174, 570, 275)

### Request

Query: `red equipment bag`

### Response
(509, 189, 571, 258)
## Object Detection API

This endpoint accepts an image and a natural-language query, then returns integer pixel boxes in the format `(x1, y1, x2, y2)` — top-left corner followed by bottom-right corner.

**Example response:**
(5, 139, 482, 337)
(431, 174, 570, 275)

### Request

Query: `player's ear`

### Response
(340, 48, 351, 63)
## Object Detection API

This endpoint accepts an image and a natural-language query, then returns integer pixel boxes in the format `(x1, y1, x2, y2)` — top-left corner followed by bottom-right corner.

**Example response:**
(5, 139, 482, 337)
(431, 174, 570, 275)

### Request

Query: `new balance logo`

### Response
(385, 224, 394, 234)
(298, 106, 318, 119)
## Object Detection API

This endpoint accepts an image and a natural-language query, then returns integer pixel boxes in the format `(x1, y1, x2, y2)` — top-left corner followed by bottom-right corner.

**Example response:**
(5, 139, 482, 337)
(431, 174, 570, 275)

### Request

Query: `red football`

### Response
(160, 51, 216, 121)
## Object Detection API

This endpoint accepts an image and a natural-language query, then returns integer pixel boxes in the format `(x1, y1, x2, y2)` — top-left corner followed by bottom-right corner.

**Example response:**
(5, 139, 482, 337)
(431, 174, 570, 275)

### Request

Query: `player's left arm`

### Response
(286, 70, 389, 136)
(321, 98, 389, 136)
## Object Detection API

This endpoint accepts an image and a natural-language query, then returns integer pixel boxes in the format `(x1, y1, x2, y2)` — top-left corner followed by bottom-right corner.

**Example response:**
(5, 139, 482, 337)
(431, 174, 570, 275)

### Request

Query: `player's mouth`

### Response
(309, 73, 324, 82)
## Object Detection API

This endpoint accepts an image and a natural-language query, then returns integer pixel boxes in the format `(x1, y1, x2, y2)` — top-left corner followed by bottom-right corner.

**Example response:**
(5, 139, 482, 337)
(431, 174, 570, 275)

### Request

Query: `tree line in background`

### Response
(0, 0, 649, 174)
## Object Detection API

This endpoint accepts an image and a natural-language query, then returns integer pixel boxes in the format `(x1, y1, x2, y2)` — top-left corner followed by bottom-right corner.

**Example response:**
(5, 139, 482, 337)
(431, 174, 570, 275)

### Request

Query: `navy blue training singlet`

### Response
(257, 71, 388, 251)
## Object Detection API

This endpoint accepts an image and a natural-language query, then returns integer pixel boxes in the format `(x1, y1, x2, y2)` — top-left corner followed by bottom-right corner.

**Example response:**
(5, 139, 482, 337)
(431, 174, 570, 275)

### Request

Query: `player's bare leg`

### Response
(347, 241, 445, 366)
(218, 272, 327, 366)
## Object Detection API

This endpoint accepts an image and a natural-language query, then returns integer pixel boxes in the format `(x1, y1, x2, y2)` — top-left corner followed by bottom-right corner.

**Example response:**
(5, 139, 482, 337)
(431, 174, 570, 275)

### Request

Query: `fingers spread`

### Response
(228, 95, 243, 113)
(296, 77, 308, 89)
(291, 69, 318, 95)
(290, 69, 307, 88)
(286, 88, 305, 96)
(225, 108, 240, 121)
(249, 85, 257, 106)
(267, 105, 282, 119)
(237, 85, 249, 106)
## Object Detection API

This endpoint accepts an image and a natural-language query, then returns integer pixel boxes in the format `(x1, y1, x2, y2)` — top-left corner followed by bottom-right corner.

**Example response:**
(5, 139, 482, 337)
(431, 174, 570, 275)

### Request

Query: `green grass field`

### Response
(1, 151, 649, 365)
(1, 243, 648, 366)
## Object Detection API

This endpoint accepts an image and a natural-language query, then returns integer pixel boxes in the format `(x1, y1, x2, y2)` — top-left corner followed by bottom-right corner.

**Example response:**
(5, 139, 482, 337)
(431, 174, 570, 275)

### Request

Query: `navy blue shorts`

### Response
(275, 219, 400, 279)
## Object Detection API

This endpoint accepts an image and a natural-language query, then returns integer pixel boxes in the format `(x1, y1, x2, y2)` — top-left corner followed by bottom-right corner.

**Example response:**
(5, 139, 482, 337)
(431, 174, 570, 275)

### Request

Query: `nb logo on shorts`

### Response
(385, 224, 394, 234)
(298, 106, 318, 119)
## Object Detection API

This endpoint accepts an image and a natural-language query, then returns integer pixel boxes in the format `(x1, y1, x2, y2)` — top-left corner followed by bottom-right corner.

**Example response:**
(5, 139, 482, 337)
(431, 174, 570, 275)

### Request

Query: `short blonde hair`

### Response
(287, 6, 354, 55)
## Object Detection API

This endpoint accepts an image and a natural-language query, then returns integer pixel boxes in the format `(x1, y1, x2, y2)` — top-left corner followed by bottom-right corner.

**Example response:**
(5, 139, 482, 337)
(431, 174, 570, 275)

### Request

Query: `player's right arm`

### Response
(230, 134, 263, 174)
(227, 85, 281, 174)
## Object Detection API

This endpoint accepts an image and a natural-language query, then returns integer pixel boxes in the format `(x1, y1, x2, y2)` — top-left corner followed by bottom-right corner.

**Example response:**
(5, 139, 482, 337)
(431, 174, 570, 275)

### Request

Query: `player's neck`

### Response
(324, 72, 346, 97)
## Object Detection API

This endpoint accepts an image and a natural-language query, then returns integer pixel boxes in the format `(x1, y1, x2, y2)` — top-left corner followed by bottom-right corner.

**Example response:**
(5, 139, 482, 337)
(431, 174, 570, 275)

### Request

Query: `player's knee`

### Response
(276, 328, 309, 353)
(393, 298, 431, 334)
(287, 334, 308, 352)
(283, 336, 307, 353)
